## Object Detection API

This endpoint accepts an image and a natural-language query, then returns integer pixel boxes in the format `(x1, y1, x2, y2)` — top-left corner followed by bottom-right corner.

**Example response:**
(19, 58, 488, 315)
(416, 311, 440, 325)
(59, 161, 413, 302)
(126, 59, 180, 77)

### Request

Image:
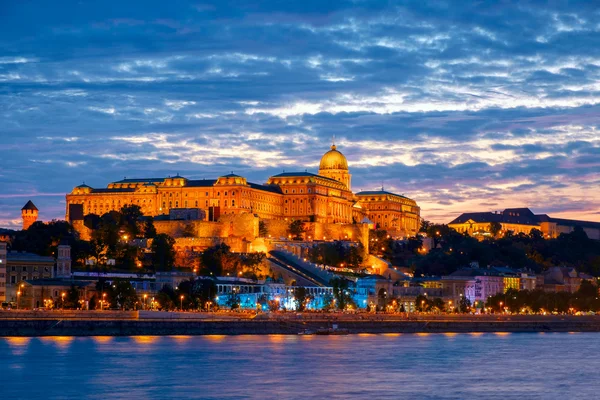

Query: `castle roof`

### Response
(21, 200, 38, 211)
(319, 144, 348, 171)
(355, 190, 409, 199)
(270, 171, 344, 185)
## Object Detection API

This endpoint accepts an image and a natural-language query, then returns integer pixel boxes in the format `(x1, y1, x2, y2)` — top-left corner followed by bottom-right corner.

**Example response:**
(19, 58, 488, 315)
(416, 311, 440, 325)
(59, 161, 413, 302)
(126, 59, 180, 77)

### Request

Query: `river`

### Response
(1, 332, 597, 399)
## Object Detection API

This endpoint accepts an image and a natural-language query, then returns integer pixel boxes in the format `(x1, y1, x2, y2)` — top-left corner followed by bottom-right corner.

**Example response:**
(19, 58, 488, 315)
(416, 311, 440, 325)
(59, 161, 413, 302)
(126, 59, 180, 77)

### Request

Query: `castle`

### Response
(65, 145, 421, 242)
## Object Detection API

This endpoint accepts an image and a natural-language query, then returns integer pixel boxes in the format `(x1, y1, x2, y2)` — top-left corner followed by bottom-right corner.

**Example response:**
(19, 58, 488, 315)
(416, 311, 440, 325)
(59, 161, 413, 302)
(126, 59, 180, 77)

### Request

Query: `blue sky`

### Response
(1, 1, 600, 228)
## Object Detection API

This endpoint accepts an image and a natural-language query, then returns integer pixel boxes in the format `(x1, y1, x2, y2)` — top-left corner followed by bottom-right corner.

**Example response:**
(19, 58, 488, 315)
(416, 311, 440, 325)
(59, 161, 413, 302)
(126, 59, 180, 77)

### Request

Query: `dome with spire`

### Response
(319, 144, 348, 171)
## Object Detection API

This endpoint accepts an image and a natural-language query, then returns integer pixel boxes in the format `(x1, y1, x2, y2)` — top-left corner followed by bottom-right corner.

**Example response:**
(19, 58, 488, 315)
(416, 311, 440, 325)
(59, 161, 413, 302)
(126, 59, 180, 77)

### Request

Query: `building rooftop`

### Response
(355, 190, 409, 199)
(7, 251, 54, 263)
(24, 279, 95, 287)
(21, 200, 38, 211)
(449, 207, 600, 230)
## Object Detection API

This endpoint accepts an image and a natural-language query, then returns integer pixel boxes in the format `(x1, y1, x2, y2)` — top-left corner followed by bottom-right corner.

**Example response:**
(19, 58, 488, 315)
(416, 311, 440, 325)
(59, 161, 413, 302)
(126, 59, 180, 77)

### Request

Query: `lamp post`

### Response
(180, 295, 184, 311)
(143, 294, 147, 310)
(102, 292, 106, 311)
(16, 290, 21, 310)
(61, 292, 66, 310)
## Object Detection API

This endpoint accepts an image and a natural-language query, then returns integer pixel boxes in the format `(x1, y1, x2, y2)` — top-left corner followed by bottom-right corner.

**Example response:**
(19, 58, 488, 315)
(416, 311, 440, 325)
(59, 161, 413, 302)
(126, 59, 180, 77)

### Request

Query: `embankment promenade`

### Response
(2, 311, 600, 336)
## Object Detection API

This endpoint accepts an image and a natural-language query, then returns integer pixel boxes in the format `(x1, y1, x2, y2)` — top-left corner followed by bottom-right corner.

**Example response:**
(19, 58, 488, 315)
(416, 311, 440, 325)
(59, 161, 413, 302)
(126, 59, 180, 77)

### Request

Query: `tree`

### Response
(294, 287, 308, 311)
(420, 219, 433, 232)
(143, 217, 157, 239)
(156, 284, 176, 310)
(288, 220, 305, 240)
(489, 222, 502, 238)
(529, 228, 543, 240)
(259, 220, 268, 237)
(64, 285, 80, 309)
(226, 290, 241, 310)
(459, 296, 471, 313)
(151, 233, 176, 271)
(331, 278, 354, 310)
(109, 280, 139, 310)
(120, 205, 143, 237)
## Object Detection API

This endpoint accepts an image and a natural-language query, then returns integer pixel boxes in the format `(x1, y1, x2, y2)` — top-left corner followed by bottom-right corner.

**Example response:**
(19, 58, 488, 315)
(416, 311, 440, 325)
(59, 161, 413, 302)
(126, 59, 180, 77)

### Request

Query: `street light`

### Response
(102, 292, 106, 311)
(143, 294, 148, 310)
(16, 290, 21, 310)
(180, 295, 184, 311)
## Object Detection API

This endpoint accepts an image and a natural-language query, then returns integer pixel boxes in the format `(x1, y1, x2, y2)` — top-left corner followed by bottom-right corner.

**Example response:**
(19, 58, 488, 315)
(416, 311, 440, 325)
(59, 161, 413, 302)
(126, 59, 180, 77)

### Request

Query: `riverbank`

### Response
(3, 314, 600, 336)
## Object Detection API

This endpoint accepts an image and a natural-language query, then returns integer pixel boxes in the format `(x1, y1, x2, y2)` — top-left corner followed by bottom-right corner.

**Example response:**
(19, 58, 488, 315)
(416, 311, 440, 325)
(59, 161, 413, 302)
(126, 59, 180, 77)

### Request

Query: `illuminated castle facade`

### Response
(66, 145, 421, 236)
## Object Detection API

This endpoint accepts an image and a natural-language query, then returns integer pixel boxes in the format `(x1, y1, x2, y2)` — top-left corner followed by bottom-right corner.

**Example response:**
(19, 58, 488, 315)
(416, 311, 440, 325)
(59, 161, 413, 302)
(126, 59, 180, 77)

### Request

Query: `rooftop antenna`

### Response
(381, 181, 385, 191)
(332, 134, 336, 147)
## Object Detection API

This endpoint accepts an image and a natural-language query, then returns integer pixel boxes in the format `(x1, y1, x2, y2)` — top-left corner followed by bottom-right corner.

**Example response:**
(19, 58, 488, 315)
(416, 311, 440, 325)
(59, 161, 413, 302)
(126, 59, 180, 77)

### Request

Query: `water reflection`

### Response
(2, 333, 600, 400)
(5, 337, 30, 356)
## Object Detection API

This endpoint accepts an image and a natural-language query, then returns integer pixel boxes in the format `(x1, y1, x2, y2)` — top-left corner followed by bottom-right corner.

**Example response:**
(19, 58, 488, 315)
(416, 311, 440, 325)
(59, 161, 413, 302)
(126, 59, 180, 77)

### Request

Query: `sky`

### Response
(1, 0, 600, 229)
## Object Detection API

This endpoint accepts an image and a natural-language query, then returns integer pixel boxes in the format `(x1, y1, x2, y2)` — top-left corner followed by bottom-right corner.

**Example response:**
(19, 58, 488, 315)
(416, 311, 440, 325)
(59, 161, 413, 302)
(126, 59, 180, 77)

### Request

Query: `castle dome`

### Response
(319, 144, 348, 171)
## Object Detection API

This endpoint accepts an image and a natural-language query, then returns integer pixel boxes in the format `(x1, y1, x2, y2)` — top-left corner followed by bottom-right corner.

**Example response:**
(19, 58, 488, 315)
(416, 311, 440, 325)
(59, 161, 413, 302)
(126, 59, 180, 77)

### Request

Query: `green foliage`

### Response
(226, 291, 241, 310)
(459, 296, 471, 313)
(294, 287, 310, 311)
(485, 283, 600, 313)
(64, 285, 80, 309)
(156, 284, 176, 310)
(330, 277, 354, 310)
(412, 224, 600, 277)
(151, 233, 176, 271)
(11, 220, 78, 256)
(97, 279, 139, 310)
(143, 217, 157, 239)
(175, 278, 217, 310)
(199, 243, 266, 278)
(308, 241, 364, 268)
(288, 220, 305, 240)
(488, 222, 502, 237)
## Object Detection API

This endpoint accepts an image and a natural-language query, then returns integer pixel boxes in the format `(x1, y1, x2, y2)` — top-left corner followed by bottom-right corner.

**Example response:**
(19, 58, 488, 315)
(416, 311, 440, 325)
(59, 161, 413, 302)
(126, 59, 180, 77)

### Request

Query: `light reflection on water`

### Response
(1, 333, 599, 399)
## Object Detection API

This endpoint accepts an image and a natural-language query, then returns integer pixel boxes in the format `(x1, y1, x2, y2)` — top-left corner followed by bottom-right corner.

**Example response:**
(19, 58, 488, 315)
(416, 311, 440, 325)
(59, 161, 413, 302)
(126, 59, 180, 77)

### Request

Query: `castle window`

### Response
(162, 202, 166, 208)
(169, 202, 172, 208)
(308, 189, 311, 193)
(195, 201, 198, 207)
(225, 200, 228, 207)
(206, 192, 208, 196)
(225, 191, 228, 196)
(232, 200, 235, 207)
(184, 201, 188, 207)
(175, 201, 179, 207)
(170, 193, 172, 197)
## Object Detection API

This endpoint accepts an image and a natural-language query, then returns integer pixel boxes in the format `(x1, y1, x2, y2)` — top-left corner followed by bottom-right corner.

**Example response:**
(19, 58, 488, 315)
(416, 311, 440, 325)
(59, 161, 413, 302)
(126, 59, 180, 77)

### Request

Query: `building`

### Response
(448, 208, 600, 239)
(5, 251, 55, 302)
(442, 268, 505, 305)
(21, 200, 38, 230)
(542, 267, 584, 293)
(65, 145, 421, 238)
(20, 279, 96, 310)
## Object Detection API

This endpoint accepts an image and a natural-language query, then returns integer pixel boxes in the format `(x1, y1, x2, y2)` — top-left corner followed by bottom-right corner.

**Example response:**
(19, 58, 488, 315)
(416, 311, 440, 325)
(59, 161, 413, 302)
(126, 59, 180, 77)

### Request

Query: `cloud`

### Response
(1, 1, 600, 226)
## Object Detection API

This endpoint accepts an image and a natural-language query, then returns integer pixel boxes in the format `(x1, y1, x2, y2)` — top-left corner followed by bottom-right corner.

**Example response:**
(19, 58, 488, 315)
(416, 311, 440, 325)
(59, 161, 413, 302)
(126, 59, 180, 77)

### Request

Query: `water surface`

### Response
(1, 332, 596, 399)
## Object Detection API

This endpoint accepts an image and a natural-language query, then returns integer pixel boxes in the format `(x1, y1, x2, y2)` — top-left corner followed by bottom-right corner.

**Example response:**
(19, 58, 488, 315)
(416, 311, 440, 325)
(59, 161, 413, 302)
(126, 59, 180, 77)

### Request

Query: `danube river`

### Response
(1, 332, 597, 399)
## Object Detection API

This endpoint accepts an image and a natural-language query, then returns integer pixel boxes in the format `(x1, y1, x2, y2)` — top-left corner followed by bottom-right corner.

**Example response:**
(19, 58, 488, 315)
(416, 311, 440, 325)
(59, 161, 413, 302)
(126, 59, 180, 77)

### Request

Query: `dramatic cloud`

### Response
(1, 1, 599, 228)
